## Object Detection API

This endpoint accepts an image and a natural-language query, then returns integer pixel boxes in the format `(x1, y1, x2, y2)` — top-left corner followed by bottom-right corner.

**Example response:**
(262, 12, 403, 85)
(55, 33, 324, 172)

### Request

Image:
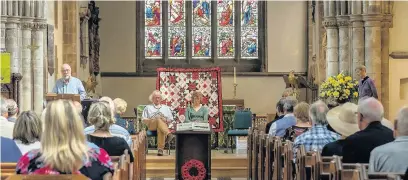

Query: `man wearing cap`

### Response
(342, 97, 394, 163)
(322, 103, 360, 156)
(369, 106, 408, 173)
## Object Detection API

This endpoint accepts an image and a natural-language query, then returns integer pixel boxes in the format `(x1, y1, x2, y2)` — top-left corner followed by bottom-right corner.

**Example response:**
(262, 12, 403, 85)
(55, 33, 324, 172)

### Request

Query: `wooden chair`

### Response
(341, 163, 364, 180)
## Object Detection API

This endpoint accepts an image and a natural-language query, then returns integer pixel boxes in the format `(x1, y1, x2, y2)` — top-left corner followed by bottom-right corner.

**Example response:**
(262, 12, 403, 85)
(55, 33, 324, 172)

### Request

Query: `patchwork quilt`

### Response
(156, 67, 224, 132)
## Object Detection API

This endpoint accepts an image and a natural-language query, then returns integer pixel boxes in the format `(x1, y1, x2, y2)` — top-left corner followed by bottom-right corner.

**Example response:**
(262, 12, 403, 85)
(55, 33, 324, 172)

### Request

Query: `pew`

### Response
(247, 127, 253, 179)
(258, 131, 267, 180)
(283, 140, 294, 180)
(360, 163, 405, 180)
(273, 137, 282, 180)
(251, 129, 259, 180)
(132, 130, 147, 180)
(5, 174, 89, 180)
(111, 149, 130, 180)
(1, 163, 16, 180)
(264, 136, 274, 180)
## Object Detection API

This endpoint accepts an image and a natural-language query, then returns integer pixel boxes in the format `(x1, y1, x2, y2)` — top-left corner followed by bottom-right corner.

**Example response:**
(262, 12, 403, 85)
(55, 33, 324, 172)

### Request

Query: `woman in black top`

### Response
(87, 101, 134, 162)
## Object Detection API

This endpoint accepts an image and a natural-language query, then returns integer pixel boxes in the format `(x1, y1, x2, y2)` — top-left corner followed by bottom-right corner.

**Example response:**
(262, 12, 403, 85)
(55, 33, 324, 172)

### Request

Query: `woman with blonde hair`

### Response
(283, 102, 311, 141)
(16, 100, 114, 179)
(184, 91, 208, 122)
(87, 101, 134, 162)
(12, 111, 42, 154)
(113, 98, 136, 134)
(142, 90, 174, 156)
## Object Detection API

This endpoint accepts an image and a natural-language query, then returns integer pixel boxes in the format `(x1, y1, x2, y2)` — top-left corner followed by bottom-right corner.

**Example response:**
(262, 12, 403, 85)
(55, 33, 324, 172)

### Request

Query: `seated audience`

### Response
(16, 100, 114, 179)
(87, 101, 134, 162)
(0, 98, 14, 139)
(369, 106, 408, 173)
(73, 101, 86, 126)
(113, 98, 136, 134)
(13, 111, 42, 154)
(84, 96, 132, 145)
(1, 136, 21, 162)
(283, 102, 311, 141)
(6, 99, 18, 122)
(142, 90, 174, 156)
(269, 96, 298, 137)
(342, 97, 394, 163)
(322, 103, 360, 156)
(184, 91, 209, 123)
(265, 98, 285, 134)
(293, 100, 340, 158)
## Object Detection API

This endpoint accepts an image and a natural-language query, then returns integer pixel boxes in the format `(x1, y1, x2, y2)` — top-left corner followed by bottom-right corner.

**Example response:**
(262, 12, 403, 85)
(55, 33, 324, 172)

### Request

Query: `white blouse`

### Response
(14, 140, 41, 155)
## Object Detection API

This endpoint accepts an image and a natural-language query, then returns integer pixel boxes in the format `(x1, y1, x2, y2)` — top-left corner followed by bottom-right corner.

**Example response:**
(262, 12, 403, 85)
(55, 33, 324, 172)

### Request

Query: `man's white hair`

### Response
(283, 96, 298, 113)
(396, 106, 408, 136)
(6, 99, 18, 116)
(148, 90, 163, 102)
(309, 100, 329, 125)
(357, 97, 383, 123)
(0, 98, 8, 115)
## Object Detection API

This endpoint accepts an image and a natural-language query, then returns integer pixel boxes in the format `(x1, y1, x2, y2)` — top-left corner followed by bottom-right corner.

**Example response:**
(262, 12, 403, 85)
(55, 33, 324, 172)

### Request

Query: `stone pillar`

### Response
(323, 1, 339, 78)
(363, 13, 383, 100)
(323, 17, 339, 77)
(0, 16, 6, 52)
(381, 12, 392, 119)
(5, 16, 20, 74)
(20, 17, 33, 111)
(350, 1, 365, 80)
(337, 15, 350, 74)
(32, 20, 46, 115)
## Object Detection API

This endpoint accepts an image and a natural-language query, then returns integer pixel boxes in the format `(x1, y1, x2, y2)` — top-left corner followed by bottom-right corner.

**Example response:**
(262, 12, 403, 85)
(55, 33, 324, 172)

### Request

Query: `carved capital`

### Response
(20, 22, 33, 30)
(32, 22, 47, 30)
(323, 20, 337, 28)
(337, 20, 350, 27)
(382, 14, 393, 28)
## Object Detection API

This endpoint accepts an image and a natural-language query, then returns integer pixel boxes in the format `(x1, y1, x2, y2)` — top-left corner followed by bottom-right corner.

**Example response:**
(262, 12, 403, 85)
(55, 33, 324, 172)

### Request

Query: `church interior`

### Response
(1, 0, 408, 180)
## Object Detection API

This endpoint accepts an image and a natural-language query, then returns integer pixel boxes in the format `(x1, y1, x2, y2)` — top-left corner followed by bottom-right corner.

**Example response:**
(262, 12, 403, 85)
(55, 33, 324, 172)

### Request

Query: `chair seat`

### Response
(227, 129, 249, 136)
(146, 130, 157, 136)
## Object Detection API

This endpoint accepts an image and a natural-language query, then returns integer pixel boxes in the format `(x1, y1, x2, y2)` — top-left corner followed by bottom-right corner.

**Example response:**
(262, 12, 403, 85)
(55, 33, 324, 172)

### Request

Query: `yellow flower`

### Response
(320, 92, 326, 97)
(345, 76, 352, 82)
(333, 91, 340, 97)
(353, 92, 358, 97)
(344, 89, 350, 95)
(327, 91, 332, 96)
(336, 73, 344, 80)
(328, 77, 334, 82)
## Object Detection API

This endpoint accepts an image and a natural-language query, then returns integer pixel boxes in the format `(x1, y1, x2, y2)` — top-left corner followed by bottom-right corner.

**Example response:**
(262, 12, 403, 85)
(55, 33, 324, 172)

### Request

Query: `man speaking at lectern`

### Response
(52, 64, 87, 101)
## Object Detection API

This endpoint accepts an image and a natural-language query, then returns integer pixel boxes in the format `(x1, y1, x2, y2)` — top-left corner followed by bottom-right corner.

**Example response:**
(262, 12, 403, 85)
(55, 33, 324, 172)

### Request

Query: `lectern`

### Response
(175, 131, 211, 180)
(45, 93, 80, 102)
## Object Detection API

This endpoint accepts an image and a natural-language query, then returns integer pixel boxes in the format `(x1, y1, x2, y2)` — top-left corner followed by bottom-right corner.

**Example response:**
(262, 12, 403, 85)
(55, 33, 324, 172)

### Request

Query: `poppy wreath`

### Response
(181, 159, 206, 180)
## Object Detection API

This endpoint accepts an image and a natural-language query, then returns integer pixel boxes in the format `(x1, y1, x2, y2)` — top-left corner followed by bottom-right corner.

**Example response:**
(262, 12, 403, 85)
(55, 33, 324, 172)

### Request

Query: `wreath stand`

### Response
(175, 130, 211, 180)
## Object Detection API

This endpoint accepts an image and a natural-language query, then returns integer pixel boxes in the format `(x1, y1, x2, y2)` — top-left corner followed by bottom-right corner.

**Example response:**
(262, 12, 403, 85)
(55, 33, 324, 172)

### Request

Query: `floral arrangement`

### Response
(181, 159, 206, 180)
(319, 73, 359, 103)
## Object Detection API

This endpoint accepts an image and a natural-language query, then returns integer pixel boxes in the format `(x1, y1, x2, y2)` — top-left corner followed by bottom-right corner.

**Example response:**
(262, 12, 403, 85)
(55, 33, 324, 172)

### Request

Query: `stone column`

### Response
(32, 20, 46, 115)
(323, 17, 339, 77)
(5, 16, 20, 74)
(350, 1, 365, 80)
(337, 15, 350, 74)
(323, 1, 339, 78)
(363, 13, 383, 100)
(381, 12, 392, 119)
(20, 17, 33, 111)
(0, 15, 6, 52)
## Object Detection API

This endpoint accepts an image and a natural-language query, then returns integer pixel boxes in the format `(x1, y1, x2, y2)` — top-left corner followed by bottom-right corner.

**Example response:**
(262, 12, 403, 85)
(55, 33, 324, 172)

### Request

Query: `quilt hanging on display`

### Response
(156, 67, 224, 132)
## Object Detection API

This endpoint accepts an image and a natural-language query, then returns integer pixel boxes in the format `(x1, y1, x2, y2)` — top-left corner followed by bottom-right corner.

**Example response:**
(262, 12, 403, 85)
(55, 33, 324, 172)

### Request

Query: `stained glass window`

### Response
(241, 0, 258, 58)
(192, 0, 211, 58)
(168, 0, 186, 57)
(217, 0, 234, 58)
(145, 0, 162, 58)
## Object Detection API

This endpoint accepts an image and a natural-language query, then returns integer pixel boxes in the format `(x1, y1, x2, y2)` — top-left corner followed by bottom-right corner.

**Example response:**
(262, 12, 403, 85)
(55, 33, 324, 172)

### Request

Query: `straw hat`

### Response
(326, 103, 360, 137)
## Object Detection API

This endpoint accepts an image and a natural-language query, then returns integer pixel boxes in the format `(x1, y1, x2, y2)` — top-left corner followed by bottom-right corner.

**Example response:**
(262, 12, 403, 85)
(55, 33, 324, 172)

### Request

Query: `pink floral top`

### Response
(16, 148, 114, 180)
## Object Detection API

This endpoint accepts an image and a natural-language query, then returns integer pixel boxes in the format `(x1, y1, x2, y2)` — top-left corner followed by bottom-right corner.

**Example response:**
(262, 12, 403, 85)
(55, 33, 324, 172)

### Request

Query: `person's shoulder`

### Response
(111, 124, 129, 134)
(371, 141, 393, 155)
(1, 136, 14, 144)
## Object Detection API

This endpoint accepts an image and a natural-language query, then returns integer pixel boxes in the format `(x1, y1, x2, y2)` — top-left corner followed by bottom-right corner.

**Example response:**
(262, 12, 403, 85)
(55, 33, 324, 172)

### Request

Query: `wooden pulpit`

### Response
(175, 131, 211, 180)
(45, 93, 80, 103)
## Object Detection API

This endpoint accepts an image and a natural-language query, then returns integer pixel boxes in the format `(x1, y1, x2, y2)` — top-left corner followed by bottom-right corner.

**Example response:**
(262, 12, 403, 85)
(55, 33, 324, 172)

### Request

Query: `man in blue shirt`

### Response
(1, 137, 22, 162)
(52, 64, 87, 100)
